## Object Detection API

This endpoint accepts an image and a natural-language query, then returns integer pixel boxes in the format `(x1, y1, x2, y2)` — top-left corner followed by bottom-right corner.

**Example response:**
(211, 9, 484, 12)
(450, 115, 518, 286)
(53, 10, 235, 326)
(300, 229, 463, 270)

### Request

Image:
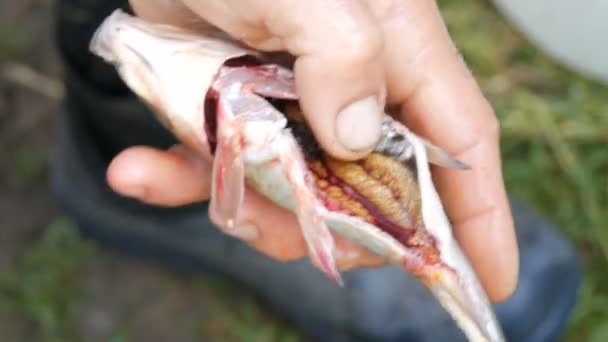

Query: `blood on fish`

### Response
(306, 158, 441, 267)
(203, 59, 443, 269)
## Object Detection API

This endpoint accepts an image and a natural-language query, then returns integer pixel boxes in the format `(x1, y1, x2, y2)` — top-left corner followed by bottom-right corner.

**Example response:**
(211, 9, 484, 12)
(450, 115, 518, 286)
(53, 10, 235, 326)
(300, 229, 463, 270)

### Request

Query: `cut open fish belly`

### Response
(89, 9, 505, 341)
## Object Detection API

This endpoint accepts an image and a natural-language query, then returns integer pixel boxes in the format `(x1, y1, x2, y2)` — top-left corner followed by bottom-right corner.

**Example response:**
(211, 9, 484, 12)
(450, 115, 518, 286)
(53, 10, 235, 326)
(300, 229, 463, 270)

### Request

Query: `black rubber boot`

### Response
(51, 1, 582, 341)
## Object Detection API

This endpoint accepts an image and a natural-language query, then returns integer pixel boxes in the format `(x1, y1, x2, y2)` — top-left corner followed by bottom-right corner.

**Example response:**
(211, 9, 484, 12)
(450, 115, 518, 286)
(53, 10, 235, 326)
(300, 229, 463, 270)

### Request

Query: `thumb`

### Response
(177, 0, 387, 160)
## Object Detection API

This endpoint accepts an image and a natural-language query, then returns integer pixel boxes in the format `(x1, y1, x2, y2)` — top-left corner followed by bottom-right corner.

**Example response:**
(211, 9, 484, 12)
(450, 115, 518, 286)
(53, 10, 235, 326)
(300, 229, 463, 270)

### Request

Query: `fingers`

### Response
(230, 188, 384, 268)
(129, 0, 212, 31)
(134, 0, 387, 160)
(107, 145, 212, 207)
(127, 0, 517, 297)
(260, 0, 386, 159)
(376, 1, 518, 301)
(107, 144, 384, 268)
(106, 144, 305, 255)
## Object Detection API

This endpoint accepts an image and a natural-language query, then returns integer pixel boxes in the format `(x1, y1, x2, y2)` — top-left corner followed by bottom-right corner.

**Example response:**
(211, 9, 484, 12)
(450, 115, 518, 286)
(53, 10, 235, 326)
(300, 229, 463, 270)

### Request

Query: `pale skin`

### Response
(107, 0, 518, 302)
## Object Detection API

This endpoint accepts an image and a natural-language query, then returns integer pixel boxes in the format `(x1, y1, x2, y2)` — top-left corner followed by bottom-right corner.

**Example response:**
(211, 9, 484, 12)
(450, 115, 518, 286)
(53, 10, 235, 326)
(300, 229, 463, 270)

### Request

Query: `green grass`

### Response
(8, 144, 48, 187)
(0, 219, 306, 342)
(0, 24, 30, 63)
(0, 218, 96, 342)
(439, 0, 608, 340)
(198, 282, 305, 342)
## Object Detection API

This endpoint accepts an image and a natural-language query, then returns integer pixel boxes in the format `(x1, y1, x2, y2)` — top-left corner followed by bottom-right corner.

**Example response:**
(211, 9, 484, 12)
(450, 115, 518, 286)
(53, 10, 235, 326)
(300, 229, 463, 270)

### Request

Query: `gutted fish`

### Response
(89, 10, 505, 342)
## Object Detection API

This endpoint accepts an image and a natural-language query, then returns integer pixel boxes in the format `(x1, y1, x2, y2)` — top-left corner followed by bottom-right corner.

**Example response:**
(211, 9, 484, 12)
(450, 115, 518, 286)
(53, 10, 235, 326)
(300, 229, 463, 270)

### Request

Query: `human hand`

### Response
(107, 0, 518, 302)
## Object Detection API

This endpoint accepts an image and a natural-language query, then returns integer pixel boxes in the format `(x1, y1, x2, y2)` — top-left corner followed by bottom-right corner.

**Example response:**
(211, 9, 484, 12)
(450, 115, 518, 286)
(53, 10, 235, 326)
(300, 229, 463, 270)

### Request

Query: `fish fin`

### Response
(279, 134, 342, 285)
(383, 116, 469, 170)
(424, 140, 471, 170)
(249, 65, 298, 99)
(209, 97, 245, 230)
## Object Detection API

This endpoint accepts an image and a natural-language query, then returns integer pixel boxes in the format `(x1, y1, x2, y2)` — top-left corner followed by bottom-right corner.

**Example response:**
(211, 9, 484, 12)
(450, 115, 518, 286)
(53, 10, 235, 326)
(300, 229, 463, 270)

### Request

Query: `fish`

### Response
(89, 9, 505, 341)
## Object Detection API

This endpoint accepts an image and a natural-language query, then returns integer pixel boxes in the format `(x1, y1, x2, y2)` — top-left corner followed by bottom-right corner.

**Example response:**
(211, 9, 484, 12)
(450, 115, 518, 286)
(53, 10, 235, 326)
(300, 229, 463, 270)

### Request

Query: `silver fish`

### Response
(89, 10, 504, 342)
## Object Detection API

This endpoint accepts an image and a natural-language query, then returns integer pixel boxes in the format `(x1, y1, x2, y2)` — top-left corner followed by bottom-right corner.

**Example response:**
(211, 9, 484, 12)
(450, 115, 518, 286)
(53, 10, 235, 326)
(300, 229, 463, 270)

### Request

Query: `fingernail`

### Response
(226, 223, 260, 241)
(336, 96, 383, 152)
